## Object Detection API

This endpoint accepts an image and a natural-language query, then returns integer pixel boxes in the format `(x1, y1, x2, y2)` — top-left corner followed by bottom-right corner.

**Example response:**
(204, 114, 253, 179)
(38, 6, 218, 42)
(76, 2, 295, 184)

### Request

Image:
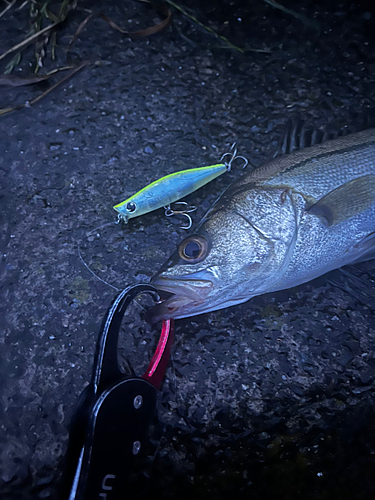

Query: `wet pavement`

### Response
(1, 0, 375, 498)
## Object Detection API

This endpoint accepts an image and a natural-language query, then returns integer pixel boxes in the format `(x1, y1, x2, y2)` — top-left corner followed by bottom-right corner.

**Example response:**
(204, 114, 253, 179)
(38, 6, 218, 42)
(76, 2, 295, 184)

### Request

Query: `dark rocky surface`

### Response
(1, 0, 375, 498)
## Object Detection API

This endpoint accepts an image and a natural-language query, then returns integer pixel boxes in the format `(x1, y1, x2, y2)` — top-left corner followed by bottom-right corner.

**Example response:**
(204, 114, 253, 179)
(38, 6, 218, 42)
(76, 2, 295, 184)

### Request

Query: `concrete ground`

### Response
(1, 0, 375, 498)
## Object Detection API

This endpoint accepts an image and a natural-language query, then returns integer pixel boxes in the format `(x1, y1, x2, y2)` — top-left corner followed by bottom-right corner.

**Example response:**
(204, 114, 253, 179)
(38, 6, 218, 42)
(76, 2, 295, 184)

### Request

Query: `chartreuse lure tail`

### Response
(113, 163, 227, 223)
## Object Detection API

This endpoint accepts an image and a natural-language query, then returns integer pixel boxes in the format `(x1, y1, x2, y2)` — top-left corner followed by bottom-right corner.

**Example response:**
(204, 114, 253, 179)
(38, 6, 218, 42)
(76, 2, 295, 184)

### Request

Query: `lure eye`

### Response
(126, 201, 137, 213)
(178, 236, 208, 263)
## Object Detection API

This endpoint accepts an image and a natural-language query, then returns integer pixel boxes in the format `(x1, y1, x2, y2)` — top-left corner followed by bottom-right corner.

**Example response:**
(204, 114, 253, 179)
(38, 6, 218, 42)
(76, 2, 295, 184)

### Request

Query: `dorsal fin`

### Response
(273, 109, 375, 158)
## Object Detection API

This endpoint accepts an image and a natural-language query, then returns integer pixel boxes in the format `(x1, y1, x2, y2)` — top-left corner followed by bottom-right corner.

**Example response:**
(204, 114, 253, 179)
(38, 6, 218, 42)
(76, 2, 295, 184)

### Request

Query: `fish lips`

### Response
(147, 272, 215, 322)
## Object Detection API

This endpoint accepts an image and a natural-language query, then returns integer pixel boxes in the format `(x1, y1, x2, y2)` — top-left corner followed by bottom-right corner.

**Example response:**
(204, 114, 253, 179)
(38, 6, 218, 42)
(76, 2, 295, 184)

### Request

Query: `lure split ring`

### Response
(220, 142, 249, 171)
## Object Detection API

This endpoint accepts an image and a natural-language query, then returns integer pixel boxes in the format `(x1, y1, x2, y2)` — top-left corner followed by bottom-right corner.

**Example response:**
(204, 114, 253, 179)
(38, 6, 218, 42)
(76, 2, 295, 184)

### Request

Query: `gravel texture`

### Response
(1, 0, 375, 498)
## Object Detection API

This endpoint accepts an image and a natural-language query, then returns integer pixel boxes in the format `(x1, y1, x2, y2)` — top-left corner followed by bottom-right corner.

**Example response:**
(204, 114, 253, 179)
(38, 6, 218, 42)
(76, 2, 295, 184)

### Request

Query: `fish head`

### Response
(150, 189, 296, 321)
(150, 186, 300, 321)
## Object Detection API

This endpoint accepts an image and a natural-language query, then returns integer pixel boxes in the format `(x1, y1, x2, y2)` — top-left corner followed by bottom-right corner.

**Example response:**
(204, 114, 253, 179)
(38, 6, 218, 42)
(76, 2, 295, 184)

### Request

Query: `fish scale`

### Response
(150, 128, 375, 321)
(264, 143, 375, 199)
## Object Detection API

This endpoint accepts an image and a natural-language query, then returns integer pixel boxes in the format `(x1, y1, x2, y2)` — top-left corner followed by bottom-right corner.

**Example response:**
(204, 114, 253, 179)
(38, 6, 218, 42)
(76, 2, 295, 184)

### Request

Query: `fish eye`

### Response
(126, 201, 137, 213)
(178, 236, 208, 263)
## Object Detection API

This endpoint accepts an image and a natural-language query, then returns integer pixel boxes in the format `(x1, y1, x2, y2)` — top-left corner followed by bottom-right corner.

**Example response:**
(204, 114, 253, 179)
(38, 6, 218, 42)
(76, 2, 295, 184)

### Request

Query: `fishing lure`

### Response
(113, 163, 226, 225)
(113, 144, 248, 227)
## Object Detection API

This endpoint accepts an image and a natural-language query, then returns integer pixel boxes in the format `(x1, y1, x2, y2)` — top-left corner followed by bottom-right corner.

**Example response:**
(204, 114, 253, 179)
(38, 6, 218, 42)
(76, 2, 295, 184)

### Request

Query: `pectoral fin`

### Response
(307, 175, 375, 226)
(347, 231, 375, 265)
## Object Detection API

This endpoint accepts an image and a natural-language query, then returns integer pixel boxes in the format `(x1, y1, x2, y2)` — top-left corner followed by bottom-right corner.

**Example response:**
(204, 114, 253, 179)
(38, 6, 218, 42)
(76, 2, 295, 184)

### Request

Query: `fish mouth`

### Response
(148, 274, 214, 322)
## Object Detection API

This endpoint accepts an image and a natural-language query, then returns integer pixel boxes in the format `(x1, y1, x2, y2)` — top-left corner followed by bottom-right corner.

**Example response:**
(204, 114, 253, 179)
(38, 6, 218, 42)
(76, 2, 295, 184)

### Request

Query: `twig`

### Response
(99, 7, 172, 38)
(0, 65, 74, 86)
(68, 12, 95, 50)
(262, 0, 320, 32)
(0, 0, 77, 64)
(165, 0, 244, 52)
(164, 0, 271, 53)
(0, 0, 17, 19)
(16, 1, 30, 11)
(0, 60, 89, 116)
(24, 60, 89, 105)
(0, 20, 61, 62)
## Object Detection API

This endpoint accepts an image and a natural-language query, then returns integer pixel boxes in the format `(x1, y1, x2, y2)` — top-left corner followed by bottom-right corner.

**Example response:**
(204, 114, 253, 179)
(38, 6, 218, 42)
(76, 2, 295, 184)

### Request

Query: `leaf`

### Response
(99, 5, 172, 38)
(4, 52, 21, 74)
(68, 12, 95, 51)
(0, 73, 47, 87)
(163, 0, 270, 53)
(262, 0, 320, 32)
(0, 61, 89, 116)
(0, 21, 60, 62)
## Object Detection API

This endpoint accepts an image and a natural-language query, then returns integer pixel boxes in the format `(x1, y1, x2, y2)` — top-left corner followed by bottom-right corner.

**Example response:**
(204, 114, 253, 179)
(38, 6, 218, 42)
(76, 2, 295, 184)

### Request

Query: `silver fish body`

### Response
(151, 129, 375, 321)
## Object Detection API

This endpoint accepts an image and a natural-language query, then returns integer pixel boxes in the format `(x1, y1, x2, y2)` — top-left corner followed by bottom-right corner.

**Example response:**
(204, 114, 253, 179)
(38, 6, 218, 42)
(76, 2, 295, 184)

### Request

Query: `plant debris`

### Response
(0, 0, 174, 116)
(99, 4, 172, 38)
(164, 0, 271, 53)
(0, 60, 89, 116)
(262, 0, 320, 32)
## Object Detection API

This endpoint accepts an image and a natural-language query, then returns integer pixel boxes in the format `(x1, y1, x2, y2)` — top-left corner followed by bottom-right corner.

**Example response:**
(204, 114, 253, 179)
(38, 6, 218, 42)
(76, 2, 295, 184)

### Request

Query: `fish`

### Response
(149, 127, 375, 321)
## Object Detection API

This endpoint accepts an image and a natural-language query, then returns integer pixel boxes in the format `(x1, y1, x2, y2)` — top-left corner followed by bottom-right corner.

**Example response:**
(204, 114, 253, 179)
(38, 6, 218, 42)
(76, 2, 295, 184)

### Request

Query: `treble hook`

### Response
(220, 142, 249, 171)
(164, 201, 197, 230)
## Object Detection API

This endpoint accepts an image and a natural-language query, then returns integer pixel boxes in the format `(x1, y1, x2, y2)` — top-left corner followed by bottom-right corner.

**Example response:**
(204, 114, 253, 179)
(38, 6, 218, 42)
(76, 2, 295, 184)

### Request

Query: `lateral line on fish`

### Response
(250, 133, 375, 183)
(211, 139, 375, 213)
(280, 139, 375, 176)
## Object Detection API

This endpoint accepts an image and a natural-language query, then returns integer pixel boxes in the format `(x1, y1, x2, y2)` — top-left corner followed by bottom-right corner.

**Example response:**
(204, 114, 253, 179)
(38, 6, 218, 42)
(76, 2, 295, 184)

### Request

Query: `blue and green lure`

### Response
(113, 163, 228, 224)
(79, 148, 246, 290)
(113, 144, 248, 228)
